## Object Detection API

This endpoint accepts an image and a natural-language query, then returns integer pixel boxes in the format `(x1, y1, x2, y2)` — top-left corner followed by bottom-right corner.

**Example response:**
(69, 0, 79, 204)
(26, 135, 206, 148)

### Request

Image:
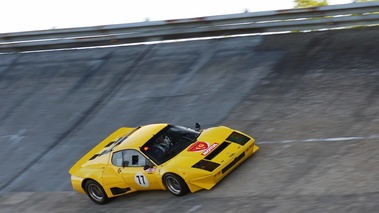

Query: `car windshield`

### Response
(141, 125, 200, 165)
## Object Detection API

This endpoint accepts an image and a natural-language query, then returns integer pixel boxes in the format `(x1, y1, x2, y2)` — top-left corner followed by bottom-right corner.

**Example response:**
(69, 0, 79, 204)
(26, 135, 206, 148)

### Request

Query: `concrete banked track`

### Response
(1, 27, 379, 213)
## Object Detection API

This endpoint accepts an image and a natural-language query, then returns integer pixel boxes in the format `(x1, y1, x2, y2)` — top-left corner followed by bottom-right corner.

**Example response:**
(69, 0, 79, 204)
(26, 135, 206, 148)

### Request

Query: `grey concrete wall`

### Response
(0, 27, 378, 212)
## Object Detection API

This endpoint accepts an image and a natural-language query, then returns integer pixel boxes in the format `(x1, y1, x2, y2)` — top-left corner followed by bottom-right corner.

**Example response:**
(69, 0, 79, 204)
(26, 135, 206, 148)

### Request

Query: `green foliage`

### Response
(295, 0, 328, 8)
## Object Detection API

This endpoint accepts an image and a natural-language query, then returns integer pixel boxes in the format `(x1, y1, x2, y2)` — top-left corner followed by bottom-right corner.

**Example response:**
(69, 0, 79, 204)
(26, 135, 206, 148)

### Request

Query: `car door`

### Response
(119, 149, 162, 191)
(101, 151, 132, 195)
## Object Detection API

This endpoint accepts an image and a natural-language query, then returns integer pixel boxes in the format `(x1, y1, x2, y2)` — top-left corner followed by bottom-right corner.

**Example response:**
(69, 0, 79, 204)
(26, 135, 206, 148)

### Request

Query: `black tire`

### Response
(163, 173, 189, 196)
(84, 180, 109, 204)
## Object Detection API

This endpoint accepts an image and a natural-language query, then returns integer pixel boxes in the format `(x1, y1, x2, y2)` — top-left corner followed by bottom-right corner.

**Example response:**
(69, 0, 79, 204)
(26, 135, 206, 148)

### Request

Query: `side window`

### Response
(122, 150, 149, 167)
(111, 151, 123, 167)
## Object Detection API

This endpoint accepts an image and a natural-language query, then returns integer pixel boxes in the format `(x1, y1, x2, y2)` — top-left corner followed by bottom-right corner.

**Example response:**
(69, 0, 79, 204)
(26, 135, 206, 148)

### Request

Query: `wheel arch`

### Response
(162, 172, 190, 196)
(82, 178, 115, 198)
(162, 172, 182, 182)
(81, 178, 93, 190)
(160, 169, 207, 193)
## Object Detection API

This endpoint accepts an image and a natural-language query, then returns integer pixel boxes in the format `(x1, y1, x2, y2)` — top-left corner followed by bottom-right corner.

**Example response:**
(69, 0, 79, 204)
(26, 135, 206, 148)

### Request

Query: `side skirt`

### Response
(110, 187, 131, 195)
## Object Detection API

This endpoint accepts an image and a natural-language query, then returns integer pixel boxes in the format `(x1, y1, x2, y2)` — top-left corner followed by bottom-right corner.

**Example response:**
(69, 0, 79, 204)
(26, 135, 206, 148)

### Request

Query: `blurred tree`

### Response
(295, 0, 328, 8)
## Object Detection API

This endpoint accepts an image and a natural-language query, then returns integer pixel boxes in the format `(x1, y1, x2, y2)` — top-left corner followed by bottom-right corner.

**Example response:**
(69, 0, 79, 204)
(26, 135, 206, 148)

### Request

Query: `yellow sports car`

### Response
(69, 123, 259, 204)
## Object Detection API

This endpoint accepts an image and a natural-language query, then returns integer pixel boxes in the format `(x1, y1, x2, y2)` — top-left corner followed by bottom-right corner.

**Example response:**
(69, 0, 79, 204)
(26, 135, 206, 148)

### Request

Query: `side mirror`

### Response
(143, 165, 152, 170)
(122, 161, 129, 167)
(195, 122, 201, 131)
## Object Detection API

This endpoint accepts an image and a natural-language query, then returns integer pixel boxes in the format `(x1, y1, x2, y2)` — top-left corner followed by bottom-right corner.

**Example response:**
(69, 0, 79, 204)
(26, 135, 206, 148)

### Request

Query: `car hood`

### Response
(165, 126, 253, 172)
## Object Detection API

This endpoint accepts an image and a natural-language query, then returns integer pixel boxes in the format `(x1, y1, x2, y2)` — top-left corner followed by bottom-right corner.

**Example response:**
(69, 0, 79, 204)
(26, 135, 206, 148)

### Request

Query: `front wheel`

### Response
(163, 173, 189, 196)
(84, 180, 109, 204)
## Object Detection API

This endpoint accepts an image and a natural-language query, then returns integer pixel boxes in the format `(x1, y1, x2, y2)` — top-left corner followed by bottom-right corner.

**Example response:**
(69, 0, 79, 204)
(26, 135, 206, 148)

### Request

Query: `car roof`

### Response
(114, 123, 168, 151)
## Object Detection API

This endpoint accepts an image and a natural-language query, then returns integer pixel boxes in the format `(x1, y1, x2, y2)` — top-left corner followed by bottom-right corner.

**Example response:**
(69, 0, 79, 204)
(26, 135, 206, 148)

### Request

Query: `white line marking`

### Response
(256, 134, 379, 144)
(0, 129, 27, 143)
(187, 205, 202, 212)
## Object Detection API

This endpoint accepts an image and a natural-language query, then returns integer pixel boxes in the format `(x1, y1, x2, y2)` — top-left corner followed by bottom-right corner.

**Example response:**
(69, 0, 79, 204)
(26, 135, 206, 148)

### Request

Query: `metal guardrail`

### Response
(1, 2, 379, 52)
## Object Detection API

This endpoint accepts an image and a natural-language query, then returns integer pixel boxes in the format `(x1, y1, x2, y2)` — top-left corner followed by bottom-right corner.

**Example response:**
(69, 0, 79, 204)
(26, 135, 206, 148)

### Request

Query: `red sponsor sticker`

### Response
(188, 141, 209, 152)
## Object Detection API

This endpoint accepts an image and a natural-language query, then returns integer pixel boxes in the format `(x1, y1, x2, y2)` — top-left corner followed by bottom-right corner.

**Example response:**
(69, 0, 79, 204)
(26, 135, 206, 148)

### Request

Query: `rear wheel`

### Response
(84, 180, 109, 204)
(163, 173, 189, 196)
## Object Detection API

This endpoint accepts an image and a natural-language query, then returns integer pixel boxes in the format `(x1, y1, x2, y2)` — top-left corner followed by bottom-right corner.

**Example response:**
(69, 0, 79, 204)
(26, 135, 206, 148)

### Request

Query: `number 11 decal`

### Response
(135, 172, 149, 187)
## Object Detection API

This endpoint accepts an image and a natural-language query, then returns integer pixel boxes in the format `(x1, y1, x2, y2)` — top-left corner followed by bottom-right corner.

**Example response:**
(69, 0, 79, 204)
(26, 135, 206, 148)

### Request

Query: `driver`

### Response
(154, 134, 172, 154)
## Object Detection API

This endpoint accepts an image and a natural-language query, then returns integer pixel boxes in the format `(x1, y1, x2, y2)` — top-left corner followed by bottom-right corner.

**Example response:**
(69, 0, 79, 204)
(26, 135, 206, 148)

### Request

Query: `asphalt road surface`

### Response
(0, 27, 378, 213)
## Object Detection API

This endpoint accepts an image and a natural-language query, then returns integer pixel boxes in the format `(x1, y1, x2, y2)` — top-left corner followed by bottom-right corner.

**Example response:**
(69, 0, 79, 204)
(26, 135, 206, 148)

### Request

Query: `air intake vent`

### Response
(192, 160, 220, 172)
(204, 142, 230, 160)
(104, 141, 114, 147)
(222, 152, 245, 174)
(89, 154, 99, 160)
(226, 132, 250, 145)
